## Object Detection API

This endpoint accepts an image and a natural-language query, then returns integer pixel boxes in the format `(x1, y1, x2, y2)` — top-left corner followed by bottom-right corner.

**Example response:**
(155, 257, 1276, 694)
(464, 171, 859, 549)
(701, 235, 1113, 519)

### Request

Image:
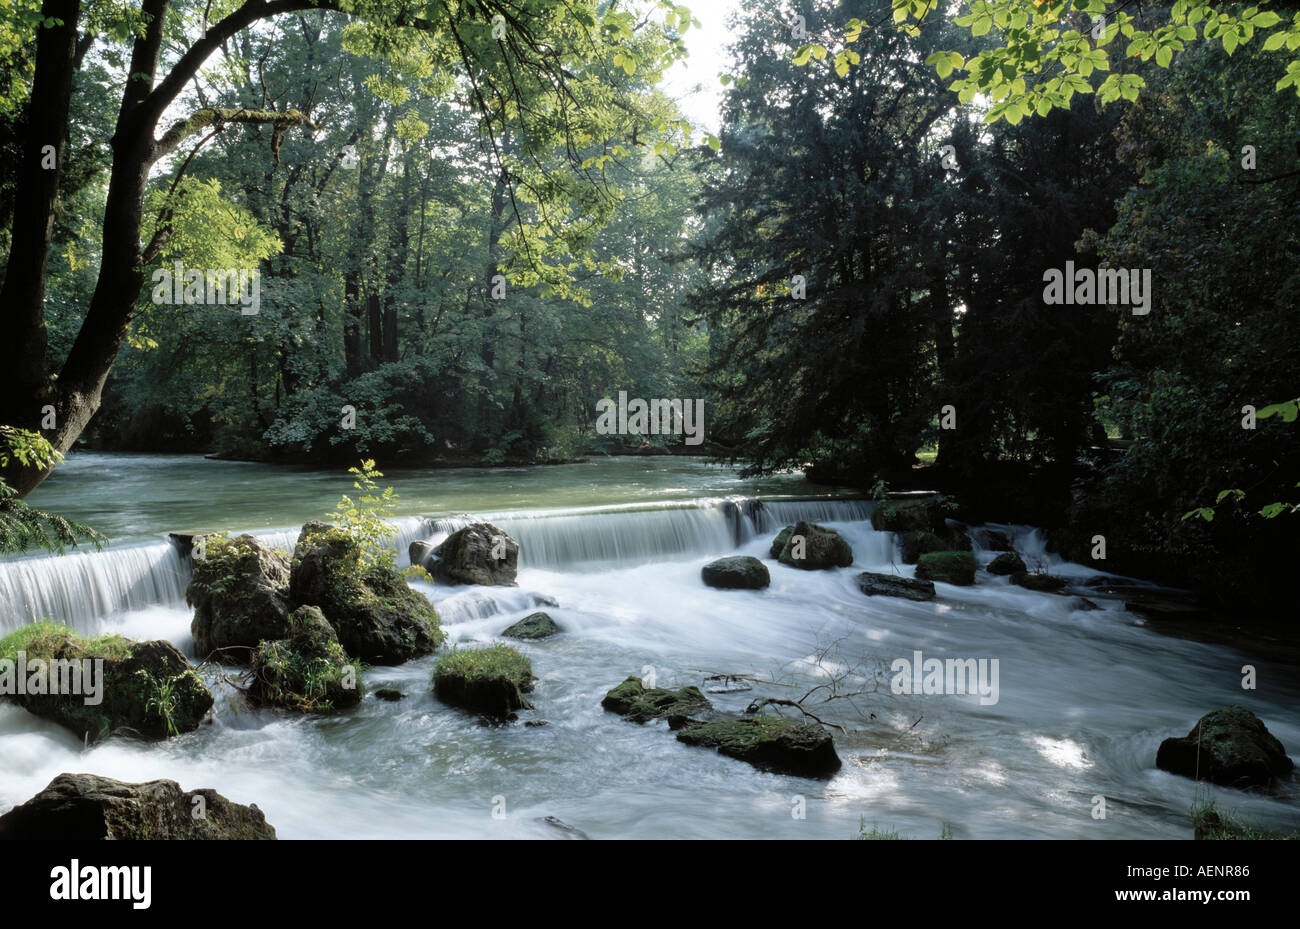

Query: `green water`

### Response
(28, 452, 851, 545)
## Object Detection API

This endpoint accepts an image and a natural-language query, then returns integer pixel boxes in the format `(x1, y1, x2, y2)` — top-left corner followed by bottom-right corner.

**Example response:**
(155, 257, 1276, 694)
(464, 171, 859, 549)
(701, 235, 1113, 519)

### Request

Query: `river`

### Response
(1, 453, 1296, 839)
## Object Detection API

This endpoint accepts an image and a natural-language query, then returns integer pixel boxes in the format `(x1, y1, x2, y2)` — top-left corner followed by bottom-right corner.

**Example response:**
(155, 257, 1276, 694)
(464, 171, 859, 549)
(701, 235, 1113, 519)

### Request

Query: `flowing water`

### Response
(1, 453, 1296, 839)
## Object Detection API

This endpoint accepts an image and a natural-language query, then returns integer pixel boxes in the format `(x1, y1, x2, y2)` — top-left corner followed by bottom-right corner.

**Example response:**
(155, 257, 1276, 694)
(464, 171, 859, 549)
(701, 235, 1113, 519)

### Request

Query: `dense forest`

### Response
(2, 0, 1298, 610)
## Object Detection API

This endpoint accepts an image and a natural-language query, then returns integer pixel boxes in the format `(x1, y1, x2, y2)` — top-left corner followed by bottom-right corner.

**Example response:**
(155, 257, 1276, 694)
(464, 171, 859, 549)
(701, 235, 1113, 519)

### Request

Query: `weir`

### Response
(0, 498, 880, 633)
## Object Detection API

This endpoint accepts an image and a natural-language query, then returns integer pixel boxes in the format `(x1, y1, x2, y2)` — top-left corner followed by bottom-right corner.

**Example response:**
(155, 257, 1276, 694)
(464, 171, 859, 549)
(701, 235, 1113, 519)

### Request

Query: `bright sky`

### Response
(657, 0, 746, 134)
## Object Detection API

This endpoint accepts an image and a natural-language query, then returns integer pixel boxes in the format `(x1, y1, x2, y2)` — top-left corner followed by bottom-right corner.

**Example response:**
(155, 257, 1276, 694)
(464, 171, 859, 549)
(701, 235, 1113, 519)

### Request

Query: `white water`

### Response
(2, 484, 1297, 840)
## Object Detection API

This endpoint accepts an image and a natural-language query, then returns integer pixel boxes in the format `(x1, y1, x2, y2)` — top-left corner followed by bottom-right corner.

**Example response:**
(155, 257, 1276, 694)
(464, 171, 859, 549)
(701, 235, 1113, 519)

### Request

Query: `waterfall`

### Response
(0, 516, 432, 635)
(0, 499, 880, 632)
(422, 496, 878, 570)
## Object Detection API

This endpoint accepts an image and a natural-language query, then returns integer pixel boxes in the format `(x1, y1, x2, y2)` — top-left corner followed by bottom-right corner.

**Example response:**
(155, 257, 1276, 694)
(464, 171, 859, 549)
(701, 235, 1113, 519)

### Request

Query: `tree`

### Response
(0, 0, 698, 496)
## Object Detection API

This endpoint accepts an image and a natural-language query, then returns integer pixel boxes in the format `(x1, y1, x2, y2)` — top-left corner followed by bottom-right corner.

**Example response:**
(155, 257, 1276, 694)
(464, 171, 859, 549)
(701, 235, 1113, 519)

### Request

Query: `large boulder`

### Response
(701, 555, 771, 590)
(1, 623, 213, 742)
(1156, 706, 1294, 788)
(421, 523, 519, 586)
(602, 676, 711, 727)
(871, 500, 942, 534)
(775, 521, 853, 570)
(433, 644, 535, 717)
(1011, 571, 1068, 593)
(501, 611, 561, 640)
(915, 551, 977, 586)
(676, 716, 842, 778)
(186, 534, 292, 663)
(769, 527, 793, 559)
(987, 552, 1027, 576)
(250, 605, 363, 712)
(289, 521, 442, 664)
(0, 773, 275, 840)
(856, 572, 935, 602)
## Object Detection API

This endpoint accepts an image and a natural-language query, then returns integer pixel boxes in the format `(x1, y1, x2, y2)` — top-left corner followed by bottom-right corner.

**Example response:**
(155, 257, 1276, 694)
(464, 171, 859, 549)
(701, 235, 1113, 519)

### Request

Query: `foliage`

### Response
(0, 619, 133, 664)
(795, 0, 1300, 122)
(328, 459, 400, 571)
(0, 426, 106, 553)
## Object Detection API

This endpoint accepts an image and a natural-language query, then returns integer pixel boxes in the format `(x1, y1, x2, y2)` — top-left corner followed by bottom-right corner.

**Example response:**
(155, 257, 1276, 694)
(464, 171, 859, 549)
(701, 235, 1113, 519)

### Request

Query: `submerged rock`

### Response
(1011, 571, 1068, 593)
(701, 555, 771, 590)
(775, 521, 853, 570)
(502, 611, 562, 640)
(676, 716, 842, 778)
(187, 533, 292, 663)
(0, 773, 275, 840)
(373, 687, 404, 702)
(856, 572, 936, 602)
(290, 521, 442, 664)
(433, 644, 535, 717)
(1, 623, 212, 742)
(1156, 706, 1294, 788)
(537, 815, 589, 839)
(424, 522, 519, 586)
(249, 605, 362, 712)
(914, 551, 976, 586)
(601, 676, 711, 727)
(986, 552, 1027, 576)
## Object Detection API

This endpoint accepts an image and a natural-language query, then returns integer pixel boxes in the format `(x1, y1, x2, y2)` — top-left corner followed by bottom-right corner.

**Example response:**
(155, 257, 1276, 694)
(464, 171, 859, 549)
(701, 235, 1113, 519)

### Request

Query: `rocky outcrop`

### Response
(986, 552, 1027, 576)
(1011, 571, 1068, 593)
(186, 534, 292, 663)
(676, 716, 842, 778)
(433, 644, 535, 717)
(1156, 706, 1294, 788)
(1, 623, 212, 742)
(856, 572, 936, 602)
(290, 521, 442, 664)
(915, 551, 977, 586)
(0, 773, 276, 840)
(701, 555, 771, 590)
(249, 605, 362, 712)
(501, 611, 561, 640)
(602, 676, 842, 778)
(773, 521, 853, 570)
(418, 523, 519, 586)
(601, 676, 711, 727)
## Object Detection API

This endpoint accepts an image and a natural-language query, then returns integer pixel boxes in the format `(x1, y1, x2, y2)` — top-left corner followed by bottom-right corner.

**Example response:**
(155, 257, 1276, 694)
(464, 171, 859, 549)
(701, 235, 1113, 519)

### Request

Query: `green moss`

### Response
(601, 675, 711, 725)
(433, 644, 535, 716)
(915, 551, 977, 585)
(0, 620, 133, 664)
(676, 714, 842, 777)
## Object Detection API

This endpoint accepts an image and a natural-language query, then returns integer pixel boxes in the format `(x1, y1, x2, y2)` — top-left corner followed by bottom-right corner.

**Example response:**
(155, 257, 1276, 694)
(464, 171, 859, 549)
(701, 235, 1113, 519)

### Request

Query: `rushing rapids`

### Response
(1, 455, 1297, 839)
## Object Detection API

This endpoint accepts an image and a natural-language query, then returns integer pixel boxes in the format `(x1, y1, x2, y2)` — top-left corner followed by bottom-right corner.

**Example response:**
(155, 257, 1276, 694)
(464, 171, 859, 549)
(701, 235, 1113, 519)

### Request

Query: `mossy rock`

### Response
(897, 530, 950, 564)
(426, 522, 520, 586)
(984, 530, 1014, 552)
(914, 551, 977, 586)
(776, 521, 853, 570)
(433, 644, 535, 717)
(0, 773, 276, 840)
(1011, 571, 1068, 593)
(1157, 706, 1294, 788)
(856, 571, 935, 602)
(769, 527, 793, 559)
(871, 501, 937, 533)
(501, 611, 561, 640)
(987, 552, 1027, 576)
(373, 687, 404, 702)
(676, 715, 842, 778)
(250, 606, 362, 712)
(0, 622, 213, 742)
(290, 521, 443, 664)
(701, 555, 770, 590)
(186, 533, 292, 664)
(601, 675, 711, 728)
